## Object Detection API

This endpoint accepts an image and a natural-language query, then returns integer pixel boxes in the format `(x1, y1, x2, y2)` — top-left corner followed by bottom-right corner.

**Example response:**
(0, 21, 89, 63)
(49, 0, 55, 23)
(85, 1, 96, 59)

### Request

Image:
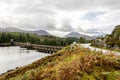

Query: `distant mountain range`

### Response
(0, 27, 51, 36)
(0, 27, 24, 32)
(32, 30, 50, 35)
(84, 29, 106, 37)
(0, 27, 103, 39)
(64, 32, 94, 40)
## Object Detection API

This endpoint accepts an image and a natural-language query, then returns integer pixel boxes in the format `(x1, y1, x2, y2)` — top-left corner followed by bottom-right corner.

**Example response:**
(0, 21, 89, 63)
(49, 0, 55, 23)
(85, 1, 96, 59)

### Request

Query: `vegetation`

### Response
(0, 32, 40, 44)
(0, 32, 91, 46)
(113, 29, 120, 39)
(104, 29, 120, 48)
(105, 35, 120, 47)
(91, 26, 120, 50)
(79, 37, 91, 43)
(1, 45, 120, 80)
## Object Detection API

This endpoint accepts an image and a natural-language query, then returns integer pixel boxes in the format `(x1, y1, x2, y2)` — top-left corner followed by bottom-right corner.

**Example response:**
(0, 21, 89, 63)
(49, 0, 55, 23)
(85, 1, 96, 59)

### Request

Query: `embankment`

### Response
(1, 44, 120, 80)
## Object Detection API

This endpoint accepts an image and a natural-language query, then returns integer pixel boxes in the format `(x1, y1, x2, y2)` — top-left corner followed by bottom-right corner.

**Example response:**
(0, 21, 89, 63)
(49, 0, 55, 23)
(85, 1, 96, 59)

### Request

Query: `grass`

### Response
(0, 44, 120, 80)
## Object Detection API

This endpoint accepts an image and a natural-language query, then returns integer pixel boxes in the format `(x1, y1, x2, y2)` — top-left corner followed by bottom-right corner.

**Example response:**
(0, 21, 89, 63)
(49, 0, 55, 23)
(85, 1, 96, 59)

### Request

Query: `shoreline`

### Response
(0, 46, 50, 76)
(1, 44, 120, 79)
(0, 42, 63, 54)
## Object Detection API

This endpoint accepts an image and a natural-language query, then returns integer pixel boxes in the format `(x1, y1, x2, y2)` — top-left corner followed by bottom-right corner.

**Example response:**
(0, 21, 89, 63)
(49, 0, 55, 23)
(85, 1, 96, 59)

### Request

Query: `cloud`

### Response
(43, 0, 120, 10)
(82, 11, 106, 21)
(0, 0, 119, 36)
(57, 19, 74, 32)
(0, 0, 57, 31)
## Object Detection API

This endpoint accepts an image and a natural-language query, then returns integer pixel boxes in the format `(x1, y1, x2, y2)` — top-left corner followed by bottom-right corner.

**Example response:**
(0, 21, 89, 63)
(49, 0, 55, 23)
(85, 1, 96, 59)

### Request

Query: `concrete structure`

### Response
(14, 42, 63, 54)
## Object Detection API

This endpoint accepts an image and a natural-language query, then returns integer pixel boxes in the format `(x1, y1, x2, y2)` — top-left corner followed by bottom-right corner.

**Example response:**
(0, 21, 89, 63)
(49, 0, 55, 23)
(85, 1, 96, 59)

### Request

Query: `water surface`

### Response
(0, 46, 49, 74)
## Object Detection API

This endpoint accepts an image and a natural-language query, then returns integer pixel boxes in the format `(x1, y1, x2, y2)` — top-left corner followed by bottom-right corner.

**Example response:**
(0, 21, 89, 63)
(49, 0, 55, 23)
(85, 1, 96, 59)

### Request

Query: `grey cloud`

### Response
(14, 2, 56, 15)
(0, 0, 57, 30)
(0, 0, 56, 15)
(15, 6, 55, 15)
(58, 20, 74, 32)
(44, 22, 57, 31)
(43, 0, 120, 10)
(1, 0, 120, 12)
(0, 0, 119, 35)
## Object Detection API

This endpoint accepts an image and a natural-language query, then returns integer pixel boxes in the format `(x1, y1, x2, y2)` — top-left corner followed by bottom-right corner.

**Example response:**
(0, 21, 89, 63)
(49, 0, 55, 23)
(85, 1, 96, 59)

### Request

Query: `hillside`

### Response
(112, 25, 120, 39)
(0, 27, 24, 32)
(104, 25, 120, 49)
(1, 44, 120, 80)
(112, 25, 120, 35)
(64, 32, 94, 40)
(0, 27, 51, 36)
(92, 25, 120, 50)
(33, 30, 50, 35)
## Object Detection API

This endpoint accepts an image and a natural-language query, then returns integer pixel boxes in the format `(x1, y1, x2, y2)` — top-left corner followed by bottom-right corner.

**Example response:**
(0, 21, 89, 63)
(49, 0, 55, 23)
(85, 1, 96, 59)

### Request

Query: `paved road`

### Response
(80, 44, 120, 55)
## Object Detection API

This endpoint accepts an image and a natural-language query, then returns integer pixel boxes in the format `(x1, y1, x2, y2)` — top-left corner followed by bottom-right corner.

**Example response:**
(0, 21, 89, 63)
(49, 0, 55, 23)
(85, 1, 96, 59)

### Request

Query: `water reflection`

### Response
(19, 48, 30, 53)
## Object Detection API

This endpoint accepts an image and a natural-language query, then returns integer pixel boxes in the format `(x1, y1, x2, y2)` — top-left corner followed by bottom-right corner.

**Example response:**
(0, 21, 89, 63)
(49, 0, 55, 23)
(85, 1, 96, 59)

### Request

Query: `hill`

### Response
(92, 25, 120, 50)
(64, 32, 94, 40)
(112, 25, 120, 33)
(1, 45, 120, 80)
(111, 25, 120, 39)
(33, 30, 50, 35)
(0, 27, 24, 32)
(0, 27, 51, 36)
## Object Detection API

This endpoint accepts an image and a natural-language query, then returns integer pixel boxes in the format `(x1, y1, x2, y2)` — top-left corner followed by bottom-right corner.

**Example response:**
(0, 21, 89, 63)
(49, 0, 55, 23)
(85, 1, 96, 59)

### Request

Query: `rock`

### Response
(112, 25, 120, 35)
(93, 25, 120, 49)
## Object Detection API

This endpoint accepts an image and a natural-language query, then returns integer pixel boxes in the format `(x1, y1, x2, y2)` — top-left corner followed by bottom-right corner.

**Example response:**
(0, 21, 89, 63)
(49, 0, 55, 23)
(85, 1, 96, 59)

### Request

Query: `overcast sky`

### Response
(0, 0, 120, 36)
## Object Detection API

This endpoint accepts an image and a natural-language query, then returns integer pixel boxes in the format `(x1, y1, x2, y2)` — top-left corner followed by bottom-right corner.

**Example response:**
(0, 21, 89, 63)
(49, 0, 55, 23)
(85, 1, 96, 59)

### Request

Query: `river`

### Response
(0, 46, 49, 74)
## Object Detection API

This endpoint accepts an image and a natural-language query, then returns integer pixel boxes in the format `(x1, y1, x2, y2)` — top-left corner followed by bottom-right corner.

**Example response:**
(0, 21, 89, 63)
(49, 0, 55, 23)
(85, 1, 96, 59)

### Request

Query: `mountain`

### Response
(0, 27, 25, 32)
(33, 30, 50, 35)
(0, 27, 51, 36)
(64, 32, 94, 40)
(84, 29, 106, 37)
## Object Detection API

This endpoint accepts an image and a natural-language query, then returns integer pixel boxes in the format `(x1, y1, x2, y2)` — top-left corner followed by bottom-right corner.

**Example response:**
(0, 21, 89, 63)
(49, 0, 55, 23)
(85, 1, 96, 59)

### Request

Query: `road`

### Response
(80, 44, 120, 55)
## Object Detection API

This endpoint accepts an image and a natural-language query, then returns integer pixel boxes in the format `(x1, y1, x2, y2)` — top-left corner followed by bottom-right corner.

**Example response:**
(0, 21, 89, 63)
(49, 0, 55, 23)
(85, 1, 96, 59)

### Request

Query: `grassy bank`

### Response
(1, 45, 120, 80)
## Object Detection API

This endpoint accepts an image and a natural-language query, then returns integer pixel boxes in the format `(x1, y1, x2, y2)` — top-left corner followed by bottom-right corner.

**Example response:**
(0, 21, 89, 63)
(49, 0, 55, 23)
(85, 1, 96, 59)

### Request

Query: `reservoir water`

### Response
(0, 46, 49, 74)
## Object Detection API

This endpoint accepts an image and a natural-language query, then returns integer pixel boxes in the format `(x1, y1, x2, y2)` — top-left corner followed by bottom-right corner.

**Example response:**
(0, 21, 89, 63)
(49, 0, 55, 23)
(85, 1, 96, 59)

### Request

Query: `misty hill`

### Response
(33, 30, 50, 35)
(0, 27, 51, 36)
(64, 32, 94, 40)
(0, 27, 24, 32)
